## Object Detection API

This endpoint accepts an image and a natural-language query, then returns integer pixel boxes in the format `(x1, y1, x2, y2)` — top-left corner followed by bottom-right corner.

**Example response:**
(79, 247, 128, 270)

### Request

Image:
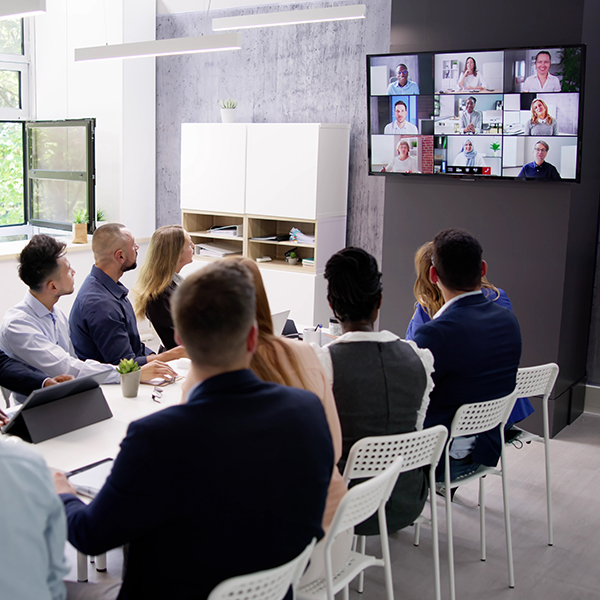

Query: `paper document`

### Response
(195, 241, 242, 257)
(289, 227, 315, 244)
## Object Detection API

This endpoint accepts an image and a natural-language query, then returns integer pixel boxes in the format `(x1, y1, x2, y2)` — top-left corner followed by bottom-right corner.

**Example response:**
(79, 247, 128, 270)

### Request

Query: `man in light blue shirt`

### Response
(387, 63, 420, 95)
(384, 100, 419, 134)
(0, 440, 69, 600)
(0, 235, 176, 402)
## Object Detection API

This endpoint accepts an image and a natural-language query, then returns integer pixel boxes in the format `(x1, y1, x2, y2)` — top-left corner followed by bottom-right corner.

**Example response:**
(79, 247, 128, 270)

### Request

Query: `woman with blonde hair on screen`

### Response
(524, 99, 559, 136)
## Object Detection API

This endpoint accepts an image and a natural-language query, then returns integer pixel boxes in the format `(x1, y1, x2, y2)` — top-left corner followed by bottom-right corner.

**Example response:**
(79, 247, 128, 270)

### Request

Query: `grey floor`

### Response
(65, 412, 600, 599)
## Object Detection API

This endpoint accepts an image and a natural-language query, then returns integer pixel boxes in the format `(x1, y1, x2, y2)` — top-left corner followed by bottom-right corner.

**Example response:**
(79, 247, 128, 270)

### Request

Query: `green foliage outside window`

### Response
(0, 19, 22, 56)
(0, 122, 24, 226)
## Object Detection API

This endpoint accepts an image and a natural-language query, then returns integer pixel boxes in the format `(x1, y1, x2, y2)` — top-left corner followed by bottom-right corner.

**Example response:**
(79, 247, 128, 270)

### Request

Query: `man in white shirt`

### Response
(522, 50, 561, 92)
(384, 100, 419, 134)
(459, 97, 483, 134)
(0, 235, 176, 398)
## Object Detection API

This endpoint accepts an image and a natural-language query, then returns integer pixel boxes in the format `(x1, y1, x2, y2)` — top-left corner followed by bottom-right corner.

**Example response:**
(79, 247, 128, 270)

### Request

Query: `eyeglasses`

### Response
(397, 70, 408, 76)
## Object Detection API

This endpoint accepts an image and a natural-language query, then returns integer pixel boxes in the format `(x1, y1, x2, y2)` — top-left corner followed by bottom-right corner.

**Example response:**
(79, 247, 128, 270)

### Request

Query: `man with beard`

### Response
(70, 223, 185, 365)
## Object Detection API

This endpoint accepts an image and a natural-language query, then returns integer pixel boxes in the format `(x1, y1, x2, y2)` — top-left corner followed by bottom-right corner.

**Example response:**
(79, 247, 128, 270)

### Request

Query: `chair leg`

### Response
(542, 400, 554, 546)
(77, 552, 88, 582)
(479, 477, 486, 562)
(500, 453, 515, 589)
(378, 505, 395, 600)
(445, 451, 456, 600)
(414, 520, 421, 546)
(429, 470, 441, 600)
(343, 585, 350, 600)
(95, 553, 107, 572)
(357, 535, 366, 593)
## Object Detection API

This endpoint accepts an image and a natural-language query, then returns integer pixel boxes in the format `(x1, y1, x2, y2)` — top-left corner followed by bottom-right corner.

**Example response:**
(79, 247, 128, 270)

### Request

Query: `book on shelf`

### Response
(249, 234, 290, 242)
(302, 257, 315, 268)
(207, 224, 244, 237)
(195, 241, 242, 258)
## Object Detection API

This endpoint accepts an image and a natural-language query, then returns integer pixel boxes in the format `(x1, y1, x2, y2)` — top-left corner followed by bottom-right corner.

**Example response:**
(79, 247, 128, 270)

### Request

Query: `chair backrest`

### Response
(207, 538, 316, 600)
(449, 390, 518, 440)
(516, 363, 559, 399)
(328, 454, 403, 542)
(342, 426, 448, 484)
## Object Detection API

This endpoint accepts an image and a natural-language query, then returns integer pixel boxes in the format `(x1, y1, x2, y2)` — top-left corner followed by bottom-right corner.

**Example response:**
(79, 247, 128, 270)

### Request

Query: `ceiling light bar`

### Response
(0, 0, 46, 20)
(212, 4, 366, 31)
(74, 32, 241, 62)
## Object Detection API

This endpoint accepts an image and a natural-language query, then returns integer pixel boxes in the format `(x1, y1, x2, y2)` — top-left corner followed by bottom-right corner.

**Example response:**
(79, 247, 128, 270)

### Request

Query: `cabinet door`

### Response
(181, 124, 246, 213)
(246, 124, 319, 220)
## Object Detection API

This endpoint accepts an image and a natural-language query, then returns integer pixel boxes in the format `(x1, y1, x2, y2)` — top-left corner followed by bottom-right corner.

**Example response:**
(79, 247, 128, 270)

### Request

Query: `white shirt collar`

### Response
(24, 291, 55, 319)
(433, 290, 482, 319)
(328, 330, 400, 345)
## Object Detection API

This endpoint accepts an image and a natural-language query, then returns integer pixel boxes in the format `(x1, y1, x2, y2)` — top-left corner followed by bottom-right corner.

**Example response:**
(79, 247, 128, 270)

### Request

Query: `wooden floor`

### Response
(65, 412, 600, 599)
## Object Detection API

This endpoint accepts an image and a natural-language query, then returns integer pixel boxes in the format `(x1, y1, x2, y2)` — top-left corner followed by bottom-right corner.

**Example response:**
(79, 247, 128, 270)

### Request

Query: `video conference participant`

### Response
(69, 223, 186, 366)
(458, 57, 487, 91)
(523, 51, 561, 92)
(453, 139, 487, 168)
(518, 140, 561, 179)
(382, 140, 418, 173)
(54, 260, 333, 600)
(387, 63, 420, 95)
(134, 225, 194, 352)
(524, 99, 559, 135)
(459, 97, 482, 134)
(384, 100, 419, 134)
(413, 229, 522, 481)
(0, 235, 175, 393)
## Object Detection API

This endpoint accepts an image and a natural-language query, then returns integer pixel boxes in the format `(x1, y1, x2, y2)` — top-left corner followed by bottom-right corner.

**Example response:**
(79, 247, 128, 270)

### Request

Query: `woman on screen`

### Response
(522, 51, 561, 92)
(458, 57, 487, 91)
(524, 99, 559, 135)
(382, 140, 418, 173)
(453, 139, 486, 167)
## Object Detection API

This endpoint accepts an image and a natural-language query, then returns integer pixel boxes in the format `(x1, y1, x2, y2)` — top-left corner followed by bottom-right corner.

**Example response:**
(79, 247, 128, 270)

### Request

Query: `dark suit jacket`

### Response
(61, 369, 333, 600)
(146, 281, 177, 351)
(413, 293, 522, 467)
(0, 349, 47, 397)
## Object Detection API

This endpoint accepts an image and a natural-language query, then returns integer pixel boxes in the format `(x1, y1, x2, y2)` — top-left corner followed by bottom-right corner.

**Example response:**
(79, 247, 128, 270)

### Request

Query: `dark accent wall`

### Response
(380, 0, 600, 434)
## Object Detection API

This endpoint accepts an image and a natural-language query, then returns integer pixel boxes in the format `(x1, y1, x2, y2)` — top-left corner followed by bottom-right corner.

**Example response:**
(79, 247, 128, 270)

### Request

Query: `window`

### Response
(0, 19, 95, 237)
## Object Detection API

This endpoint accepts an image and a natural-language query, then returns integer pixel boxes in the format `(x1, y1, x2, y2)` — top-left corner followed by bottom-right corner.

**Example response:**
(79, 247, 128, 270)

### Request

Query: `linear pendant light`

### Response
(74, 32, 241, 62)
(212, 4, 366, 31)
(0, 0, 46, 20)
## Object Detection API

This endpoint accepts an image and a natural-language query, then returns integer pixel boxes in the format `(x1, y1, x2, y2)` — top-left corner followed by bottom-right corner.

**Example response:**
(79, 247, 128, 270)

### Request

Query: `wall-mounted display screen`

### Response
(367, 46, 584, 181)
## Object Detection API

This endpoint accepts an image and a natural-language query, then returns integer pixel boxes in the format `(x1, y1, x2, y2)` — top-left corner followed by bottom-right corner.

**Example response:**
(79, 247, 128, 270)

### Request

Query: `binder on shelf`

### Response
(195, 240, 243, 258)
(208, 224, 244, 237)
(1, 371, 114, 444)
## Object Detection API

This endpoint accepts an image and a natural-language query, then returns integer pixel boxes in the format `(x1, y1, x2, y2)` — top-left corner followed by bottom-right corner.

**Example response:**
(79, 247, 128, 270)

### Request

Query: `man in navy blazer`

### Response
(54, 260, 333, 600)
(413, 228, 521, 480)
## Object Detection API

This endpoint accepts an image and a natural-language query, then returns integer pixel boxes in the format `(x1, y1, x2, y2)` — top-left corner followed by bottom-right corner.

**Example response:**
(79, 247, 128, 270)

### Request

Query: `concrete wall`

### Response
(155, 0, 390, 259)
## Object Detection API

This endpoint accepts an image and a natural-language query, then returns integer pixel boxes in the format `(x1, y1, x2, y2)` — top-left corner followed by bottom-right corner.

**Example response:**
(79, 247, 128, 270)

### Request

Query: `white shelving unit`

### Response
(181, 123, 350, 326)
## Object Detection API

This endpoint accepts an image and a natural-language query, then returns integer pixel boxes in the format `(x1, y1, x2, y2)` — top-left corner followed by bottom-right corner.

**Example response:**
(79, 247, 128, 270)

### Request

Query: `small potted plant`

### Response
(285, 250, 299, 266)
(116, 358, 141, 398)
(490, 141, 501, 157)
(219, 98, 237, 123)
(72, 209, 88, 244)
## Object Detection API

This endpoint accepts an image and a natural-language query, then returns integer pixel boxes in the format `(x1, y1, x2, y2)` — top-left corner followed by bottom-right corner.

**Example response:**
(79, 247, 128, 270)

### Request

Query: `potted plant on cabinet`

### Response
(116, 358, 141, 398)
(219, 98, 237, 123)
(72, 209, 88, 244)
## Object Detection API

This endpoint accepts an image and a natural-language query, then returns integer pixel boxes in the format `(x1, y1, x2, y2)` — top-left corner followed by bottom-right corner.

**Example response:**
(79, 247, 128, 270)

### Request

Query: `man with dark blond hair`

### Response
(55, 260, 333, 600)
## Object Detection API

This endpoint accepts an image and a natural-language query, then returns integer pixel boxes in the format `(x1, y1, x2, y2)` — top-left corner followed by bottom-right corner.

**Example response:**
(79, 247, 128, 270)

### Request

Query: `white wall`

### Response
(33, 0, 156, 237)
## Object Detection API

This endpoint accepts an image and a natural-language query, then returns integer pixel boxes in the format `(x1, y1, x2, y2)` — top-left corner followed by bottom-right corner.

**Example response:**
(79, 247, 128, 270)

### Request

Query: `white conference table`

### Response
(2, 360, 189, 473)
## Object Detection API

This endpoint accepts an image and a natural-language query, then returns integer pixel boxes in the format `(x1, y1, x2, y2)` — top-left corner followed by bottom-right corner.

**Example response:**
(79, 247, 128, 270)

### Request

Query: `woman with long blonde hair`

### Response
(524, 99, 559, 136)
(226, 256, 346, 533)
(406, 240, 533, 426)
(134, 225, 194, 351)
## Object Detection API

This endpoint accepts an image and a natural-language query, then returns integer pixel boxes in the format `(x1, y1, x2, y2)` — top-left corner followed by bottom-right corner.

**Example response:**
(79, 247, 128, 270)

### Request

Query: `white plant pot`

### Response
(120, 370, 141, 398)
(220, 108, 236, 123)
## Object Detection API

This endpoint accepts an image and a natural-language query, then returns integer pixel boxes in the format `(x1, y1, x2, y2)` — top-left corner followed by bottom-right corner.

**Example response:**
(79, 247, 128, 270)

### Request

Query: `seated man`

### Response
(0, 235, 176, 392)
(69, 223, 185, 365)
(54, 260, 333, 600)
(518, 140, 561, 179)
(413, 228, 522, 480)
(384, 100, 419, 134)
(386, 63, 420, 95)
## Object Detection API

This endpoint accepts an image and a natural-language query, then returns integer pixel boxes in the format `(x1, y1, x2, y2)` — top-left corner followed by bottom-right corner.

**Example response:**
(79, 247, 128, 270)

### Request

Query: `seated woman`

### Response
(226, 256, 346, 533)
(524, 99, 559, 136)
(317, 247, 434, 536)
(134, 225, 194, 351)
(406, 241, 533, 426)
(382, 140, 418, 173)
(458, 56, 487, 91)
(454, 139, 487, 167)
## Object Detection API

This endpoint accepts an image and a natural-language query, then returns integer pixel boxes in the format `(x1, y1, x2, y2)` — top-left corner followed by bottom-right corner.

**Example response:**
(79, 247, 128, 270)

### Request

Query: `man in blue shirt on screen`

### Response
(518, 141, 561, 179)
(387, 63, 420, 95)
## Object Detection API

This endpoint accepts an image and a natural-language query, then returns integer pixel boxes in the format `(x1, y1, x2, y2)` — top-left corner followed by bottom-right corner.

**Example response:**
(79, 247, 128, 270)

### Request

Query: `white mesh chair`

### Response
(342, 427, 448, 600)
(207, 538, 316, 600)
(443, 390, 518, 600)
(512, 363, 560, 546)
(297, 453, 404, 600)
